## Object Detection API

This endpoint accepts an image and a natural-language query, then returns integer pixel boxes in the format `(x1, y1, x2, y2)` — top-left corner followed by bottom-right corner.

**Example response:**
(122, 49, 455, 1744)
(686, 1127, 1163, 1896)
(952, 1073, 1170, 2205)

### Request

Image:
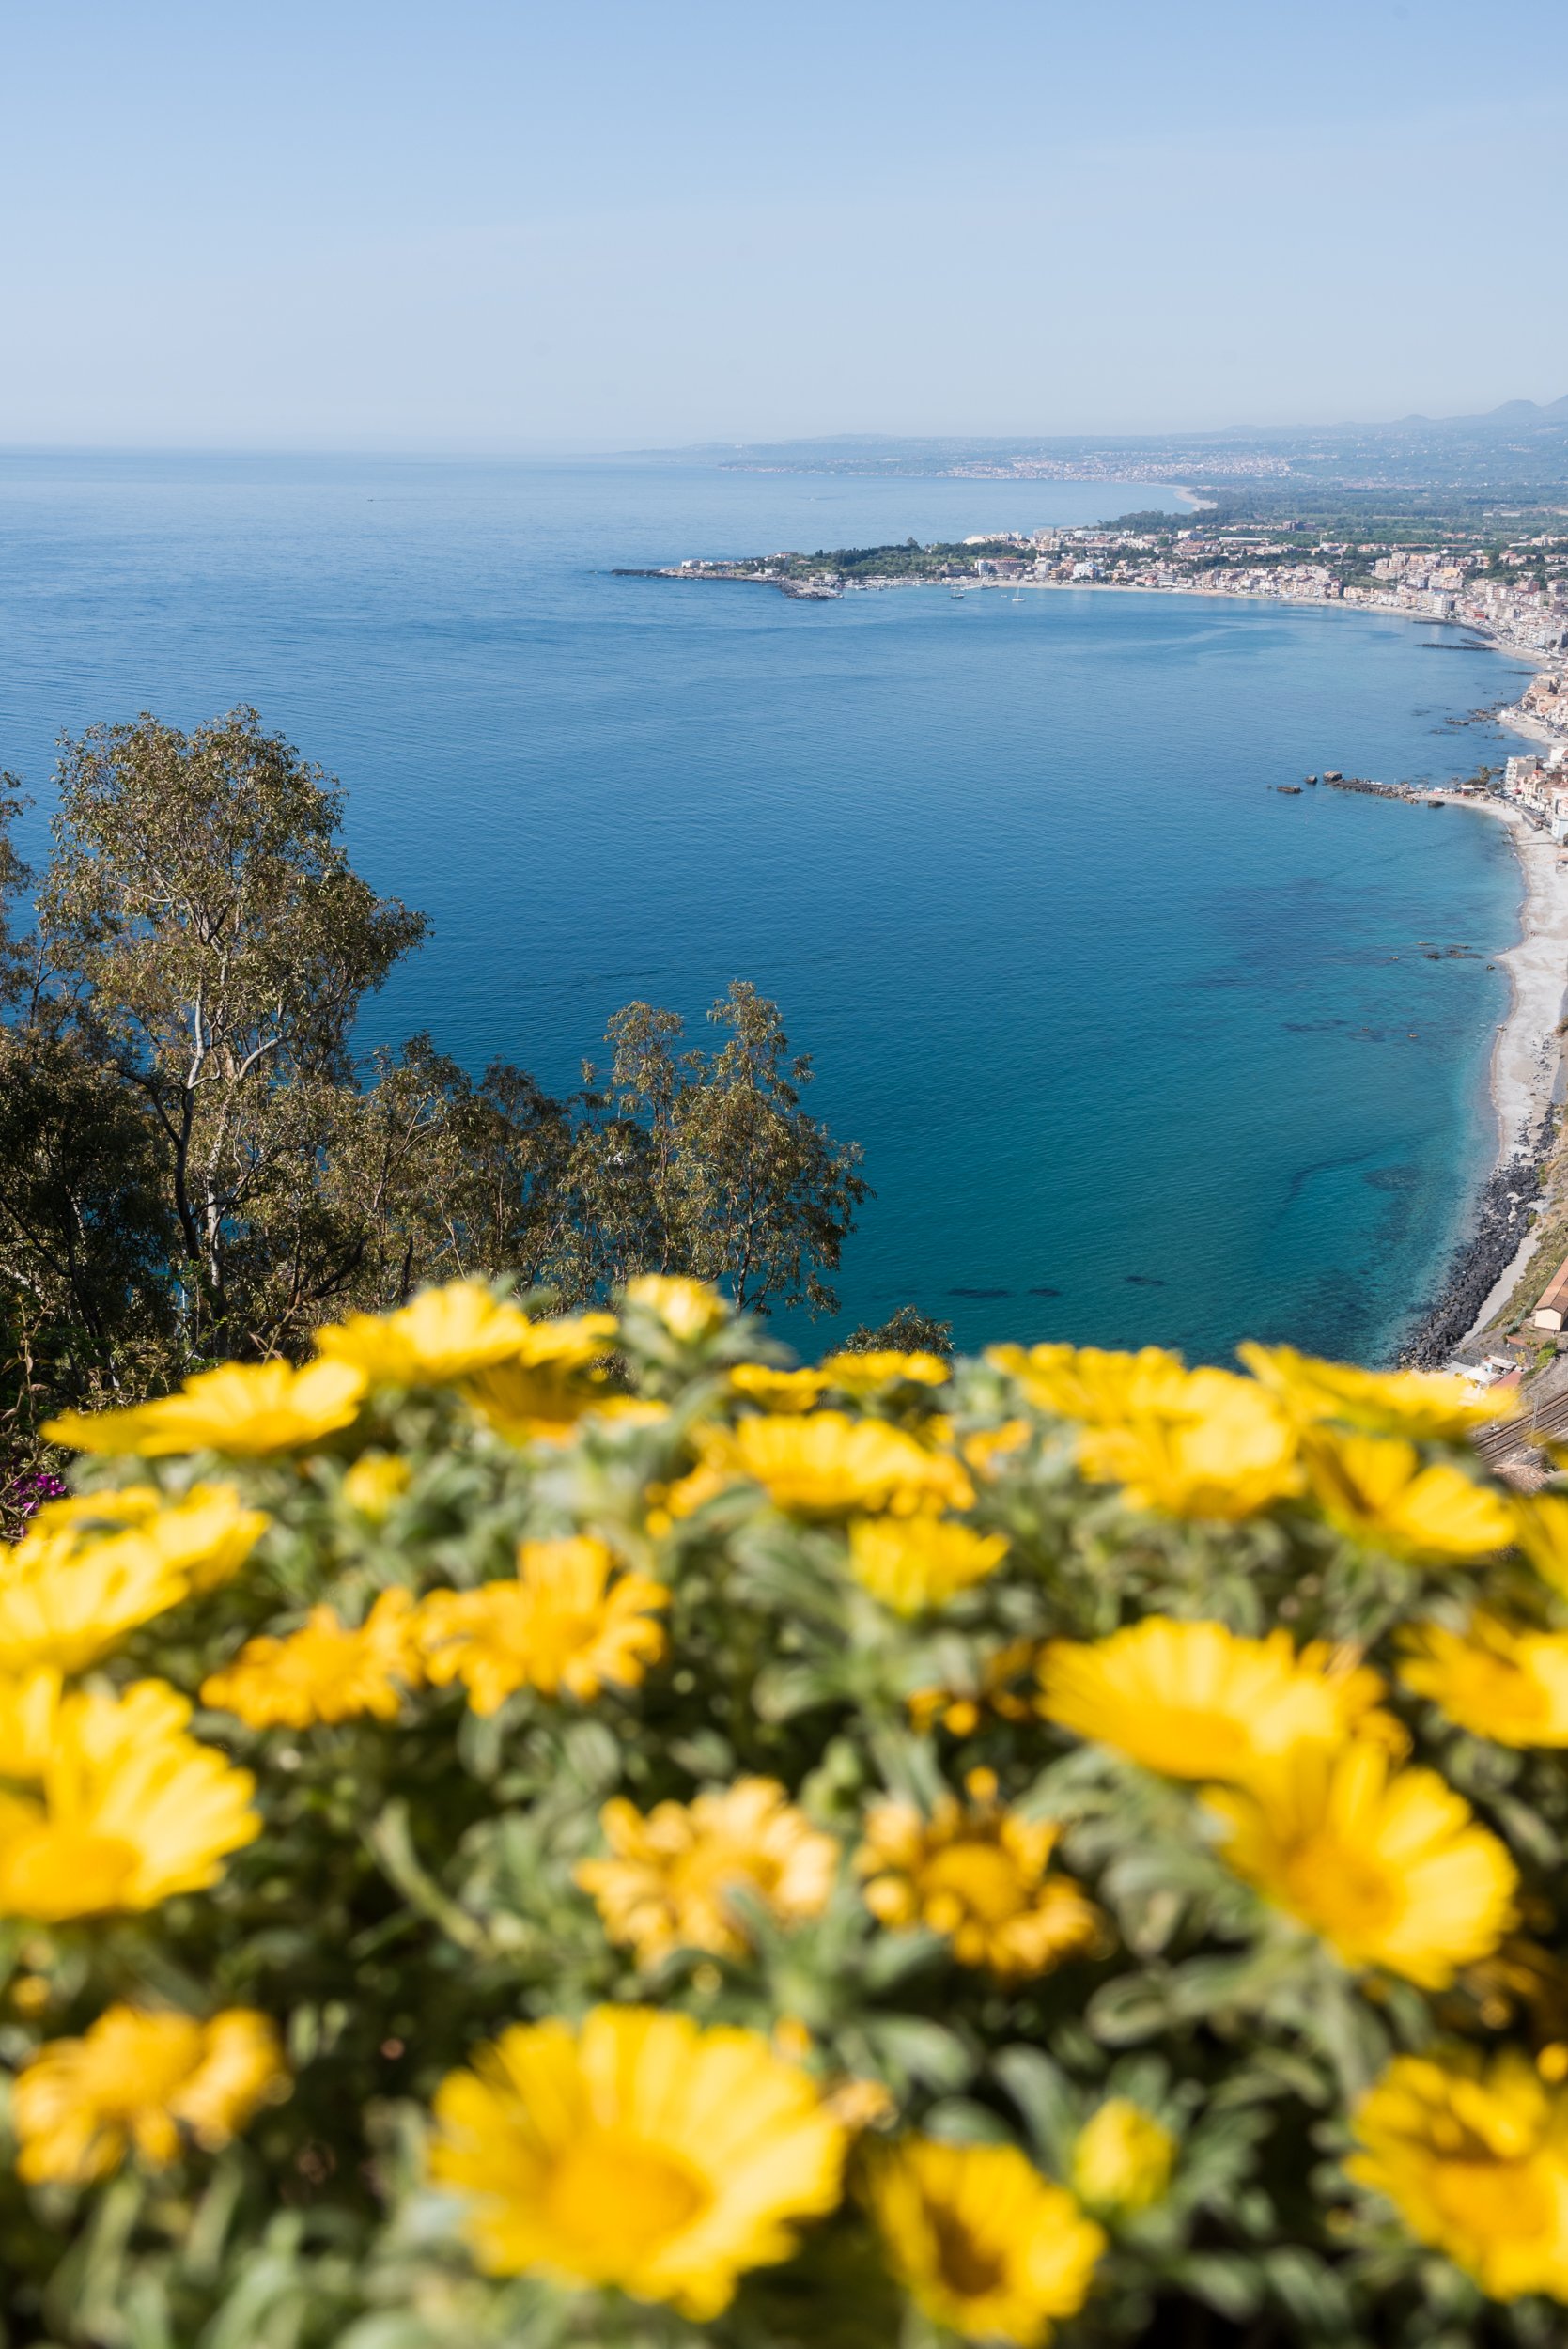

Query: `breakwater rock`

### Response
(1399, 1139, 1546, 1366)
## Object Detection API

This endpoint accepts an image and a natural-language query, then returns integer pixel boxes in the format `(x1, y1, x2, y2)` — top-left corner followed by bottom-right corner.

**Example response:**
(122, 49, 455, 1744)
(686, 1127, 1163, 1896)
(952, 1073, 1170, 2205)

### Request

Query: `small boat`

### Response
(1011, 594, 1025, 603)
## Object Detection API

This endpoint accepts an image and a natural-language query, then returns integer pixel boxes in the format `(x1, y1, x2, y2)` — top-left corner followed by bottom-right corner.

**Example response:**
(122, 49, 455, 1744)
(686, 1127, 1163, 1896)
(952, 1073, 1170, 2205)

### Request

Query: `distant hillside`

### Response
(656, 400, 1568, 508)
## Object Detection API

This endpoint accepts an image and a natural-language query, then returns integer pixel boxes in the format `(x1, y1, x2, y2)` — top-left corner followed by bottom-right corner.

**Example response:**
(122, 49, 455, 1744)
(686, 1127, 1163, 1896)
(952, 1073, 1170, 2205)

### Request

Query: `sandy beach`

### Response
(1439, 796, 1568, 1334)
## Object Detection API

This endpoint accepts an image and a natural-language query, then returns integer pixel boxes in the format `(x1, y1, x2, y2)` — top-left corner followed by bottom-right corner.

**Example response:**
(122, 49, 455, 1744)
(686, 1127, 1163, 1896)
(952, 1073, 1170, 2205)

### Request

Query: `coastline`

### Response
(631, 555, 1567, 1362)
(1398, 795, 1568, 1361)
(968, 587, 1567, 1357)
(1460, 799, 1568, 1336)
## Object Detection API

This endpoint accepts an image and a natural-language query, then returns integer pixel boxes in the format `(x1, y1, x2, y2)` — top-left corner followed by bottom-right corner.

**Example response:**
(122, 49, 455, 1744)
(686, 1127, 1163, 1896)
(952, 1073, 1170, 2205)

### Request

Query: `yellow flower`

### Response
(44, 1359, 366, 1458)
(0, 1482, 269, 1676)
(909, 1639, 1041, 1736)
(416, 1536, 668, 1712)
(315, 1279, 536, 1384)
(0, 1527, 180, 1674)
(341, 1451, 411, 1521)
(728, 1363, 828, 1413)
(720, 1412, 974, 1519)
(14, 2003, 287, 2184)
(1398, 1614, 1568, 1746)
(1204, 1741, 1516, 1987)
(0, 1680, 258, 1921)
(988, 1346, 1301, 1519)
(1349, 2049, 1568, 2301)
(0, 1488, 266, 1675)
(986, 1342, 1188, 1421)
(1074, 1372, 1301, 1519)
(1037, 1618, 1385, 1782)
(428, 2004, 846, 2316)
(19, 1486, 163, 1542)
(461, 1315, 620, 1442)
(1302, 1428, 1514, 1563)
(135, 1483, 272, 1595)
(0, 1668, 62, 1778)
(865, 2137, 1104, 2346)
(856, 1776, 1101, 1980)
(1513, 1494, 1568, 1597)
(624, 1276, 727, 1339)
(201, 1590, 419, 1729)
(1071, 2099, 1176, 2216)
(576, 1778, 837, 1964)
(644, 1461, 733, 1536)
(820, 1350, 951, 1395)
(963, 1419, 1032, 1478)
(846, 1516, 1008, 1616)
(1079, 1377, 1299, 1520)
(1238, 1341, 1512, 1439)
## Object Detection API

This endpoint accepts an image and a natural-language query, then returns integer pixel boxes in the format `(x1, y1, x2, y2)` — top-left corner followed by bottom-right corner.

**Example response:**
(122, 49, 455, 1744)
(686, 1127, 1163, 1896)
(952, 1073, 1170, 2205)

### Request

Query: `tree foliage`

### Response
(0, 710, 866, 1444)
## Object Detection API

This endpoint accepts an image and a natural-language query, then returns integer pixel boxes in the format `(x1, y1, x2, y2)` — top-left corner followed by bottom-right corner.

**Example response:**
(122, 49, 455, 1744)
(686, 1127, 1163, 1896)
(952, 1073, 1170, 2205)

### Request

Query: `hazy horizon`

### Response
(1, 386, 1566, 464)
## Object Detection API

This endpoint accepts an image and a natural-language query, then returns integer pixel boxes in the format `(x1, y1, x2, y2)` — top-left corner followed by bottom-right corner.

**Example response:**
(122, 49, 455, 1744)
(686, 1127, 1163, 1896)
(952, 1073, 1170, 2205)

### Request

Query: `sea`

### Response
(0, 451, 1541, 1364)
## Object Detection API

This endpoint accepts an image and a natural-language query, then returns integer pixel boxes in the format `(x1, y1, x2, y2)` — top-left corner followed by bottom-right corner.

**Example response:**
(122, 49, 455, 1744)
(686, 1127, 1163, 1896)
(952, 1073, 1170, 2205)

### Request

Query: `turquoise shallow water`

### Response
(0, 452, 1539, 1361)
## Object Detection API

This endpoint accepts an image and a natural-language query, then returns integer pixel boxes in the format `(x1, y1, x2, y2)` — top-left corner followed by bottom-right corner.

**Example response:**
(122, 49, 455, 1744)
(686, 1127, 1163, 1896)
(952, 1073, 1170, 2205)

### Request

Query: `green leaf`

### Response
(991, 2046, 1076, 2170)
(861, 2015, 975, 2092)
(921, 2097, 1016, 2145)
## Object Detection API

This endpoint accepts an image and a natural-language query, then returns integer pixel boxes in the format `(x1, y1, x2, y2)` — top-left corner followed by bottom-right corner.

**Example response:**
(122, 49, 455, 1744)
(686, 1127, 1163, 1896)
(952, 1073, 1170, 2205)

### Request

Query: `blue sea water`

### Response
(0, 451, 1540, 1362)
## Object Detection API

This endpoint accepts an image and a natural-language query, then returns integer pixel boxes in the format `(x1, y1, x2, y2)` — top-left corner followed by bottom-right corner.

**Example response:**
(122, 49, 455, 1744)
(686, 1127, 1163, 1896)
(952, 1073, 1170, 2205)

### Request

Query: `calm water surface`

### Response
(0, 453, 1538, 1361)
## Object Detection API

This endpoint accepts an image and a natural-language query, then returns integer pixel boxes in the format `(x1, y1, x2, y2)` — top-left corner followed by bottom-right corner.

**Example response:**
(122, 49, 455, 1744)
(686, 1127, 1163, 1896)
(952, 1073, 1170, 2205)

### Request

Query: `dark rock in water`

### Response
(950, 1285, 1012, 1299)
(1125, 1274, 1168, 1288)
(1028, 1284, 1062, 1297)
(1400, 1134, 1547, 1366)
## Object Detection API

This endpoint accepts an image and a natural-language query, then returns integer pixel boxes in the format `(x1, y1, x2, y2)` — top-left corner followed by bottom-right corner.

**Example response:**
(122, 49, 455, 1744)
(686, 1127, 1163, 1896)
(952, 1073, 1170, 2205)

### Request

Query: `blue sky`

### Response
(1, 0, 1563, 447)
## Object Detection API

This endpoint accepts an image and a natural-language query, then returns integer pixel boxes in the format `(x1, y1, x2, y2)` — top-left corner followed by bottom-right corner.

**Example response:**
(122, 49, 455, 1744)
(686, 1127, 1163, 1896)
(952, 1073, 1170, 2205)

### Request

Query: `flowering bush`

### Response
(6, 1279, 1568, 2347)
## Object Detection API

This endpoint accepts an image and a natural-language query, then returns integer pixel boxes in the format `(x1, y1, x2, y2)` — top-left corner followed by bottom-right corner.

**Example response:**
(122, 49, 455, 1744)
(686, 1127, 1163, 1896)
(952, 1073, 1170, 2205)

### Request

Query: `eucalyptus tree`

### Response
(571, 983, 868, 1316)
(38, 708, 426, 1355)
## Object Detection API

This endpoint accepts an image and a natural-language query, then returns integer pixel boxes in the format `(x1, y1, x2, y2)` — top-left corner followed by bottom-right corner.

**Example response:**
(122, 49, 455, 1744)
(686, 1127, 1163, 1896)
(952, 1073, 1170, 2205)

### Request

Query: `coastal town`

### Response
(630, 518, 1568, 755)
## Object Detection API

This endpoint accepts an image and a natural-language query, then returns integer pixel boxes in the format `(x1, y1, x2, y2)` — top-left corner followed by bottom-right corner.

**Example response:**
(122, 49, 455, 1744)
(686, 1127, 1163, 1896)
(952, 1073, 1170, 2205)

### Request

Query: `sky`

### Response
(0, 0, 1564, 450)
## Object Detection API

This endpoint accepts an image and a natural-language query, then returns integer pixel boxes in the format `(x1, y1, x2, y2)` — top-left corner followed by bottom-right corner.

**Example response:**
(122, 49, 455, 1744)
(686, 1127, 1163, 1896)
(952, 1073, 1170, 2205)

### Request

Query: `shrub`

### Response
(1, 1279, 1565, 2348)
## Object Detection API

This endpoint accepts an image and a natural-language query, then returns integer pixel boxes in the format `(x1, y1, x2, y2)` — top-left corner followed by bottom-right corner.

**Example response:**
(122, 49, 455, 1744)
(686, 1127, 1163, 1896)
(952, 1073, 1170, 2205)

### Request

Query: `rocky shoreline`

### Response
(1398, 1130, 1547, 1366)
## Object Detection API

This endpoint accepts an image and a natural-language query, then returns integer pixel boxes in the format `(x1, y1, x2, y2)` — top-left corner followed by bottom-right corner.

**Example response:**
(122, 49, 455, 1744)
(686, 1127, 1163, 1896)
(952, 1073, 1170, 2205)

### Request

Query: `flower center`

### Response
(544, 2131, 710, 2258)
(923, 1841, 1025, 1924)
(929, 2205, 1007, 2299)
(1429, 2155, 1552, 2243)
(675, 1842, 773, 1907)
(1283, 1834, 1398, 1938)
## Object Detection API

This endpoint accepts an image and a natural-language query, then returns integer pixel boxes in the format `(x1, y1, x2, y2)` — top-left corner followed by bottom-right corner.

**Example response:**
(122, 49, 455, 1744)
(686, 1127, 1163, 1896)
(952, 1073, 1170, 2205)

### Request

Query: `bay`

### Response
(0, 452, 1537, 1361)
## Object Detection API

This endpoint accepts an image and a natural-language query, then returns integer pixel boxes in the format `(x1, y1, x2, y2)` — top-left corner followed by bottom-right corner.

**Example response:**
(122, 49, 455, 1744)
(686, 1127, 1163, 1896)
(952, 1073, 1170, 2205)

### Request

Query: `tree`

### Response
(838, 1303, 954, 1357)
(38, 708, 427, 1356)
(0, 711, 871, 1428)
(310, 1037, 579, 1316)
(574, 983, 869, 1315)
